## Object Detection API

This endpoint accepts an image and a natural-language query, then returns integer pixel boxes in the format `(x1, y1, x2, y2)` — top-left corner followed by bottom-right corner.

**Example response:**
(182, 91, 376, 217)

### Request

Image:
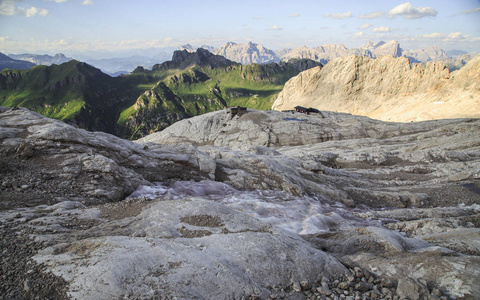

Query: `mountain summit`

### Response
(154, 48, 237, 71)
(214, 42, 279, 65)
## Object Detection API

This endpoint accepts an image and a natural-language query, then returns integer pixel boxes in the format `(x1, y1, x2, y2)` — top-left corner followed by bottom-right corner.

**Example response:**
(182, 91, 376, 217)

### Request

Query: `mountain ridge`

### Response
(0, 53, 36, 70)
(272, 54, 480, 122)
(8, 53, 71, 66)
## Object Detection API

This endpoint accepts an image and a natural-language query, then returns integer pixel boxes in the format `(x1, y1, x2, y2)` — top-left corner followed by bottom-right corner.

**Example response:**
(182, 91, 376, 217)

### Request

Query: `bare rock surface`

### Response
(1, 107, 480, 299)
(141, 109, 480, 208)
(272, 54, 480, 122)
(0, 107, 215, 209)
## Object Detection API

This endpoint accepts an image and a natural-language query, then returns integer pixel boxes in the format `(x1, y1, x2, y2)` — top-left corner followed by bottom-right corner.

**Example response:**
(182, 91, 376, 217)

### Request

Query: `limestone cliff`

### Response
(215, 41, 279, 65)
(272, 54, 480, 122)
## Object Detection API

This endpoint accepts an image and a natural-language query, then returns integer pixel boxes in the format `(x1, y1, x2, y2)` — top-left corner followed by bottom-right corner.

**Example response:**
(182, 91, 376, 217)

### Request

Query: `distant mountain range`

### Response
(3, 40, 475, 75)
(177, 40, 474, 67)
(8, 53, 71, 66)
(0, 52, 35, 70)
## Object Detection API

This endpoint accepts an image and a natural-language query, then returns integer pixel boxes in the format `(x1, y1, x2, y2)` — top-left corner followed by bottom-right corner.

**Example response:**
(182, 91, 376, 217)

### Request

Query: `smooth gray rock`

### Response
(0, 107, 215, 207)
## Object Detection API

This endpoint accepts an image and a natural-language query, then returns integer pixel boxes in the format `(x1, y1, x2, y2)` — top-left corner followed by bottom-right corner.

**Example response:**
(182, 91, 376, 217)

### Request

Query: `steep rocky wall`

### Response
(272, 54, 480, 122)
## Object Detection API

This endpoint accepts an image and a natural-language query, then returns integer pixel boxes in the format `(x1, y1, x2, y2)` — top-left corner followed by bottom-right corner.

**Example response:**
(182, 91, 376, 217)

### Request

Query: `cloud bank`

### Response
(389, 2, 437, 19)
(0, 0, 49, 17)
(358, 11, 384, 19)
(323, 11, 352, 19)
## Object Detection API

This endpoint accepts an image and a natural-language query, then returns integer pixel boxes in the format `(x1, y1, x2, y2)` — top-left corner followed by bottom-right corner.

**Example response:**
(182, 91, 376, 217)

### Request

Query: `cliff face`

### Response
(272, 54, 480, 122)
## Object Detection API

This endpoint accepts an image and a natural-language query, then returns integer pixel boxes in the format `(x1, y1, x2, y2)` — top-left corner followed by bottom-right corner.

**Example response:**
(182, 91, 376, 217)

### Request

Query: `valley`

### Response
(0, 49, 320, 139)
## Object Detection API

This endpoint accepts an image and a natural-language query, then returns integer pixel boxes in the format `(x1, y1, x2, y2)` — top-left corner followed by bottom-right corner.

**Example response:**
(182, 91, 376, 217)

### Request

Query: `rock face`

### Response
(277, 44, 374, 64)
(2, 107, 480, 299)
(277, 40, 453, 65)
(0, 107, 214, 208)
(215, 41, 279, 65)
(141, 108, 480, 207)
(403, 45, 450, 63)
(272, 54, 480, 122)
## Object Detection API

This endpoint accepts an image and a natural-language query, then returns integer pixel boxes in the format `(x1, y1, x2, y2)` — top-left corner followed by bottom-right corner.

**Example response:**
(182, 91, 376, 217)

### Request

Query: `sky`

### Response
(0, 0, 479, 58)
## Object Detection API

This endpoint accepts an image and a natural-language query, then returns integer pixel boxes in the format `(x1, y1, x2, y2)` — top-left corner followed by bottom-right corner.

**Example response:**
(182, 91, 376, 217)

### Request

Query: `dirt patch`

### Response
(180, 214, 224, 227)
(99, 197, 153, 220)
(178, 226, 213, 238)
(0, 223, 70, 299)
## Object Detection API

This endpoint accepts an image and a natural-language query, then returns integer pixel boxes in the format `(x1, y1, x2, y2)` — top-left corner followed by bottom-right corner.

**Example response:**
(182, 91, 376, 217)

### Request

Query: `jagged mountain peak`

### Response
(214, 41, 278, 65)
(170, 48, 237, 69)
(180, 44, 196, 52)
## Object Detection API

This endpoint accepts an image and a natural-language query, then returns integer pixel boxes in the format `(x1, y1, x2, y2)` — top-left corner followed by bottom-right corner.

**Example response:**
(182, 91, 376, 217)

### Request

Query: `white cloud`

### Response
(372, 27, 392, 32)
(420, 32, 444, 39)
(414, 31, 480, 43)
(253, 16, 263, 20)
(0, 0, 17, 16)
(267, 25, 282, 31)
(81, 0, 94, 5)
(289, 13, 301, 18)
(389, 2, 437, 19)
(358, 11, 384, 19)
(25, 6, 50, 17)
(459, 7, 480, 15)
(358, 23, 373, 30)
(323, 11, 352, 19)
(0, 0, 50, 17)
(45, 0, 68, 3)
(355, 32, 364, 37)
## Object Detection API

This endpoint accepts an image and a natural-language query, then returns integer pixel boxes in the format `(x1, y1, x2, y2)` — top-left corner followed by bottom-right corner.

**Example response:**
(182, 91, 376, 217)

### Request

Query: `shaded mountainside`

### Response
(273, 54, 480, 122)
(0, 52, 36, 71)
(0, 60, 133, 134)
(0, 49, 321, 139)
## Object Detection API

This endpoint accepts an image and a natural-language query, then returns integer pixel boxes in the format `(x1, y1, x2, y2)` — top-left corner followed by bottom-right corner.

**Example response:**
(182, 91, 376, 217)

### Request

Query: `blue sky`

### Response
(0, 0, 479, 58)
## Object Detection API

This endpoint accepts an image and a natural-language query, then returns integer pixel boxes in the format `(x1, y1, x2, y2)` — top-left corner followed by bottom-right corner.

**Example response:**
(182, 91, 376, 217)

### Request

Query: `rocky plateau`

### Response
(1, 104, 479, 299)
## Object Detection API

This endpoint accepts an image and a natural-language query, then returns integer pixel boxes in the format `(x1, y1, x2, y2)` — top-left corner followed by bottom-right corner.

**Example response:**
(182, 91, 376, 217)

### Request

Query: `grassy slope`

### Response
(116, 63, 291, 128)
(0, 56, 314, 139)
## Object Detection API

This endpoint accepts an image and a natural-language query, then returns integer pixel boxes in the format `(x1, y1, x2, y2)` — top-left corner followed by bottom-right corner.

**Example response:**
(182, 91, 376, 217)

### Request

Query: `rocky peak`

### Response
(403, 46, 450, 62)
(180, 44, 196, 52)
(171, 48, 237, 69)
(214, 41, 278, 64)
(373, 40, 402, 57)
(362, 41, 386, 51)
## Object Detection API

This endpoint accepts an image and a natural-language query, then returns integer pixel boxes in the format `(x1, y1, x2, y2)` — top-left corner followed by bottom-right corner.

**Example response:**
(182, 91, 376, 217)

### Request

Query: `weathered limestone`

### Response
(0, 107, 215, 208)
(1, 107, 479, 299)
(272, 54, 480, 122)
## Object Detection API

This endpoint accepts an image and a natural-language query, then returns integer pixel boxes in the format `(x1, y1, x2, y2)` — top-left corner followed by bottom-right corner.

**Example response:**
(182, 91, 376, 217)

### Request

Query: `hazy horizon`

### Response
(1, 0, 479, 59)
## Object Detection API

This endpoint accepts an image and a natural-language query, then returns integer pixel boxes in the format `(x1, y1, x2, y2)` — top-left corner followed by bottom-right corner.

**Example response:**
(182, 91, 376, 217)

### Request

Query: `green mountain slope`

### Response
(0, 50, 321, 139)
(118, 49, 321, 139)
(0, 60, 160, 134)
